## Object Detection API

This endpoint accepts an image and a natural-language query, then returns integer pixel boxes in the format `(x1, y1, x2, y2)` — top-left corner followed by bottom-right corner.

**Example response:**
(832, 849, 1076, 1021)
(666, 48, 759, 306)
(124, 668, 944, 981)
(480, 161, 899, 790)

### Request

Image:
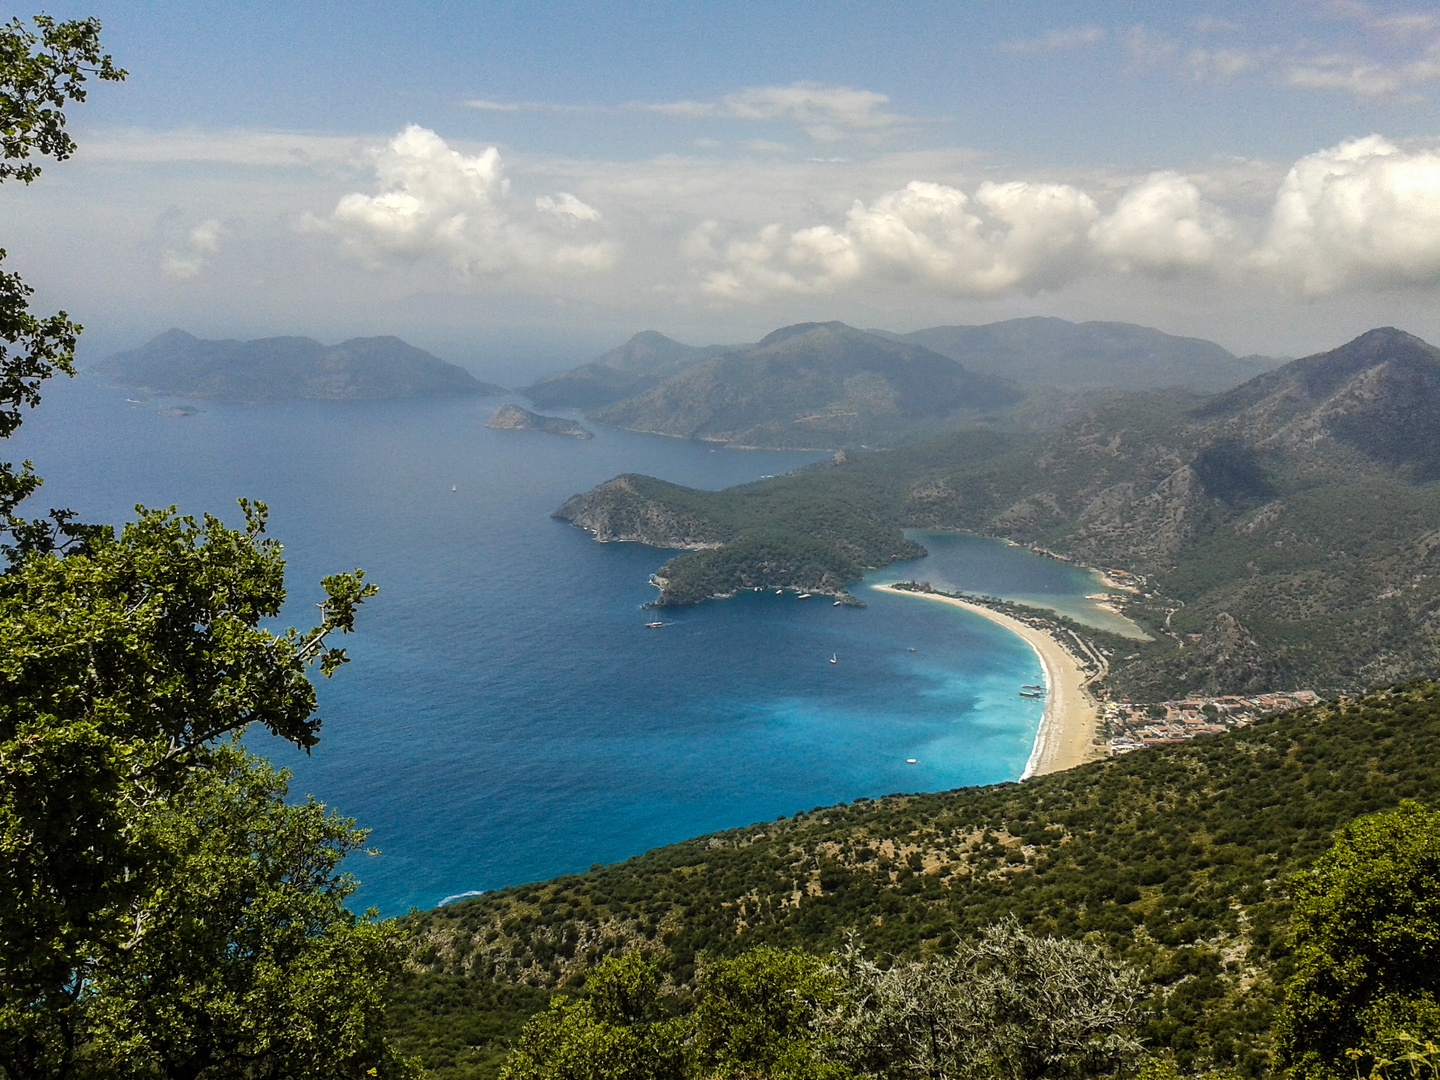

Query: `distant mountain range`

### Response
(558, 326, 1440, 699)
(589, 322, 1022, 449)
(526, 318, 1281, 450)
(879, 317, 1282, 392)
(92, 329, 503, 402)
(524, 330, 740, 411)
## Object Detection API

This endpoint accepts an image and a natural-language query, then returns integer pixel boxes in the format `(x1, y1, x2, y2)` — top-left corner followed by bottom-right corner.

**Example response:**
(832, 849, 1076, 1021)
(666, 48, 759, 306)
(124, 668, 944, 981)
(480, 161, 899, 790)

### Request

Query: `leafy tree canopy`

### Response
(1275, 800, 1440, 1080)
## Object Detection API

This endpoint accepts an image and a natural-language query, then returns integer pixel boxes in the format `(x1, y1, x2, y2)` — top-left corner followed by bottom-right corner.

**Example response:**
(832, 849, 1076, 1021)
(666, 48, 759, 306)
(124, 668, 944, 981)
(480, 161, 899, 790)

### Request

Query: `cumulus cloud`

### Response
(646, 82, 907, 141)
(161, 218, 224, 281)
(312, 125, 615, 278)
(1256, 135, 1440, 293)
(690, 179, 1106, 301)
(1089, 172, 1232, 274)
(682, 168, 1255, 303)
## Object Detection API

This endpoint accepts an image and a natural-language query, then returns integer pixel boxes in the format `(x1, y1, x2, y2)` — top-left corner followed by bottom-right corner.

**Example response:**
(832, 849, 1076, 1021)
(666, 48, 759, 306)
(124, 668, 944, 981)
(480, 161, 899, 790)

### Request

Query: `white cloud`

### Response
(690, 179, 1101, 301)
(999, 26, 1106, 54)
(1089, 173, 1232, 274)
(645, 82, 908, 140)
(1256, 135, 1440, 293)
(312, 125, 615, 278)
(161, 218, 224, 281)
(1286, 55, 1404, 95)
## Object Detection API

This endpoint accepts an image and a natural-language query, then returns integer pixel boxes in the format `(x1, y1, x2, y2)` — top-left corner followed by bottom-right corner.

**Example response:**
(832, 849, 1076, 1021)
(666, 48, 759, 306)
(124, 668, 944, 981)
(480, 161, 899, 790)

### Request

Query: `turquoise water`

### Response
(12, 377, 1104, 915)
(877, 531, 1149, 639)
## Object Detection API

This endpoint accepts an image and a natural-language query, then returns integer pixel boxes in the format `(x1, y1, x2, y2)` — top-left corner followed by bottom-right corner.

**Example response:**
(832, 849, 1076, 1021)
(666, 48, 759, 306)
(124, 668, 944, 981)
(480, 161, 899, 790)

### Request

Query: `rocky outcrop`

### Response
(553, 475, 725, 548)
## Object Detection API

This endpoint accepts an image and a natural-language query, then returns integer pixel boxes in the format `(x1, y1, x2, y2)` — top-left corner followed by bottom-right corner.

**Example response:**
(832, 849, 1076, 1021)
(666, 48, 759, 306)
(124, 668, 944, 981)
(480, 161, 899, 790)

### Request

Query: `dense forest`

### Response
(385, 680, 1440, 1078)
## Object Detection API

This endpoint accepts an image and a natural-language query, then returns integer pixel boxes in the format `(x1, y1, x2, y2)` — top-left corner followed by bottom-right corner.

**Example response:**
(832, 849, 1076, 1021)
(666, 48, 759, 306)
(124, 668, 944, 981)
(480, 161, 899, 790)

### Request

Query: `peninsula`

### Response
(556, 328, 1440, 701)
(487, 404, 594, 439)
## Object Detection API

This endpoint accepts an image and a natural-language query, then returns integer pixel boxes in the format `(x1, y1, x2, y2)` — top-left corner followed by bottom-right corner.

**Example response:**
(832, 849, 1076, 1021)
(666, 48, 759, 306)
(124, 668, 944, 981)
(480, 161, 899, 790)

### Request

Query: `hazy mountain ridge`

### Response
(528, 318, 1279, 450)
(589, 322, 1022, 449)
(881, 317, 1282, 392)
(523, 331, 742, 410)
(558, 327, 1440, 698)
(93, 329, 502, 402)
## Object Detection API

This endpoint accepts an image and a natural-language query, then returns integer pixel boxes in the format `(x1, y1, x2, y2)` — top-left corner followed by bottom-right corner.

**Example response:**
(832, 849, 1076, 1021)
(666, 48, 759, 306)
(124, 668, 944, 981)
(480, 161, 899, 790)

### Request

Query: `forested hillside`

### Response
(386, 681, 1440, 1079)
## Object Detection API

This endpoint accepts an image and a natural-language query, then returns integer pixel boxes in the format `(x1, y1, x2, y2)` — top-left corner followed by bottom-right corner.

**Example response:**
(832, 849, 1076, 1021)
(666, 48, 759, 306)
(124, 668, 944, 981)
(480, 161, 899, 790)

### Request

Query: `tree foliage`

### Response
(1274, 801, 1440, 1080)
(0, 17, 413, 1078)
(501, 949, 848, 1080)
(825, 920, 1143, 1080)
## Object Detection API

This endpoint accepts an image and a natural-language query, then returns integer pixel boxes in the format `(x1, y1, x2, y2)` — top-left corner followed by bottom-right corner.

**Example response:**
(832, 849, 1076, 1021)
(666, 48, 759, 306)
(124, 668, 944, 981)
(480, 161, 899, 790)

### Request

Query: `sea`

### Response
(13, 378, 1126, 915)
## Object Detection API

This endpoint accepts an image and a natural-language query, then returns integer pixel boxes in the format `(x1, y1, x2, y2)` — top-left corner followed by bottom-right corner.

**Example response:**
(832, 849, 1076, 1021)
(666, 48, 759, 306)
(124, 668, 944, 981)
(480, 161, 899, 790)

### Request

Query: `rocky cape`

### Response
(92, 329, 503, 403)
(487, 404, 593, 439)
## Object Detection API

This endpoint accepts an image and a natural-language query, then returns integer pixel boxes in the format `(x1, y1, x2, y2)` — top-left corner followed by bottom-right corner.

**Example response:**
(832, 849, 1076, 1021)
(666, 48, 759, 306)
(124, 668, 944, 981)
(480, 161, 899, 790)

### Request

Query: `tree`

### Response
(501, 949, 849, 1080)
(0, 17, 414, 1078)
(0, 14, 121, 537)
(1274, 801, 1440, 1080)
(83, 741, 414, 1080)
(825, 920, 1144, 1080)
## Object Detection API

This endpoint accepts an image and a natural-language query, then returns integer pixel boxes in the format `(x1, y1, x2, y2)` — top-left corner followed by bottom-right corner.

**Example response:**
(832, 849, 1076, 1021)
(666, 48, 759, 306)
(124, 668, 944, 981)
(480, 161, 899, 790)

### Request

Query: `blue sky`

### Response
(6, 1, 1440, 377)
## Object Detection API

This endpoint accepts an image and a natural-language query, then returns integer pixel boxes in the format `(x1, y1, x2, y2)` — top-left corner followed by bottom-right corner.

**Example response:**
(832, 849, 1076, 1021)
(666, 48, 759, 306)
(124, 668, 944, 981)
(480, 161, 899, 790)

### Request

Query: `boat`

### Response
(1022, 684, 1043, 690)
(829, 654, 837, 664)
(906, 758, 917, 764)
(798, 593, 811, 599)
(451, 485, 457, 492)
(833, 600, 842, 606)
(645, 621, 664, 628)
(776, 589, 783, 595)
(1020, 690, 1042, 698)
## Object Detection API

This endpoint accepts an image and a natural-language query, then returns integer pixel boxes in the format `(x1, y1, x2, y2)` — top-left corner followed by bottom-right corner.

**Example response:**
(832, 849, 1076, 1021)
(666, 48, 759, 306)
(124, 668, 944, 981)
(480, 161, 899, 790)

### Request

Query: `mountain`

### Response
(882, 317, 1282, 392)
(557, 327, 1440, 698)
(590, 322, 1023, 449)
(897, 319, 1249, 390)
(92, 329, 503, 402)
(523, 331, 740, 410)
(387, 683, 1440, 1079)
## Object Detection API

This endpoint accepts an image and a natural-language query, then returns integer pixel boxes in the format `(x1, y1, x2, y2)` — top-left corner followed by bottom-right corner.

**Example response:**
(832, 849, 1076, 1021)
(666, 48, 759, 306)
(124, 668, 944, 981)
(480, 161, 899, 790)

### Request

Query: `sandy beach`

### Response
(872, 583, 1101, 778)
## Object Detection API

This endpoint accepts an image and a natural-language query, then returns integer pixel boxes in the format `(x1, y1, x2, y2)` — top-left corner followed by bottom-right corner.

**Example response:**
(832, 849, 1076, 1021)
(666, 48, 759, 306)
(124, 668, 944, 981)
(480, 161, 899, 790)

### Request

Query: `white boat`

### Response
(798, 592, 812, 599)
(833, 600, 842, 606)
(830, 654, 837, 664)
(906, 758, 917, 764)
(451, 485, 457, 492)
(776, 589, 783, 595)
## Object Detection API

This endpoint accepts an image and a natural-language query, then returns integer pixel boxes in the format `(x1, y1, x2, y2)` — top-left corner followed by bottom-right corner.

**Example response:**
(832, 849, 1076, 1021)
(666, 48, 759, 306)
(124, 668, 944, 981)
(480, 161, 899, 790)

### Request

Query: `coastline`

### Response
(871, 583, 1101, 778)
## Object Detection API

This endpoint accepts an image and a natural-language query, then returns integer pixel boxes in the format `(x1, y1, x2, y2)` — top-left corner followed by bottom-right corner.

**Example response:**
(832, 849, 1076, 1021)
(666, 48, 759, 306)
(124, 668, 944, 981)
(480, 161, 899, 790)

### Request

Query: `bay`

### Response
(13, 376, 1093, 915)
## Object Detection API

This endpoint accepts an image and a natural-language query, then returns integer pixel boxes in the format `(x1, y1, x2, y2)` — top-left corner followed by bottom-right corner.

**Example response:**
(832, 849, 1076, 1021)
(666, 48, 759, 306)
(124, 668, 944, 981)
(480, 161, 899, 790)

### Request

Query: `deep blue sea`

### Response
(14, 377, 1116, 915)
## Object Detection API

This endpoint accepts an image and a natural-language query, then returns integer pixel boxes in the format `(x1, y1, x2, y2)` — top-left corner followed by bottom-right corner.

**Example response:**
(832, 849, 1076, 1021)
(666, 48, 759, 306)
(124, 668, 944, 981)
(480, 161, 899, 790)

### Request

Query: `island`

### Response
(487, 404, 594, 439)
(91, 329, 505, 402)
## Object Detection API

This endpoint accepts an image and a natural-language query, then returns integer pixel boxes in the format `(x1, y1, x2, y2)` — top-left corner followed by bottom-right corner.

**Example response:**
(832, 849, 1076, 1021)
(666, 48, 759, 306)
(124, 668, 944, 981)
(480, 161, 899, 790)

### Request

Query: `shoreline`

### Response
(871, 583, 1101, 778)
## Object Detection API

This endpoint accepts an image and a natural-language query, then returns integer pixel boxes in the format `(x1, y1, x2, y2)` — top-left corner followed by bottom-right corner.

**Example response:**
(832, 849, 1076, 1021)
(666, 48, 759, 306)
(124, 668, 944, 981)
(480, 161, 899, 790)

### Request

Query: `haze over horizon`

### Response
(8, 1, 1440, 382)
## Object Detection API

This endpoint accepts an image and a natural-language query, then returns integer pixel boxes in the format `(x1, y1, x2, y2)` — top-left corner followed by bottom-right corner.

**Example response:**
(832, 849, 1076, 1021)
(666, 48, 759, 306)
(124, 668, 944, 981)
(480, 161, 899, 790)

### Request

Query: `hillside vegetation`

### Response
(93, 328, 501, 402)
(386, 681, 1440, 1079)
(559, 328, 1440, 697)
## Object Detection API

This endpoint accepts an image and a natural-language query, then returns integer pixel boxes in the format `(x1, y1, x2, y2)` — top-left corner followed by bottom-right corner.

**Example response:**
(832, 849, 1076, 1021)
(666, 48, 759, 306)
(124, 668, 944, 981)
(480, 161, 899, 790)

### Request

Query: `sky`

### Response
(6, 0, 1440, 381)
